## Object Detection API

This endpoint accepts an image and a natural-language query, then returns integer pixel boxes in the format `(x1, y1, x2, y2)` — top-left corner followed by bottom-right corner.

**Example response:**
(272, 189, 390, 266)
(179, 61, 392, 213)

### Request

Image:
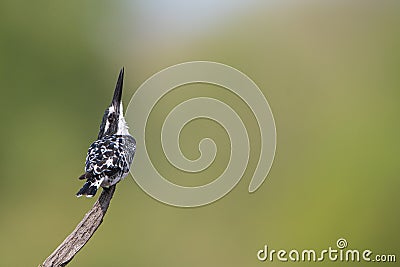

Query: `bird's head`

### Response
(98, 68, 129, 139)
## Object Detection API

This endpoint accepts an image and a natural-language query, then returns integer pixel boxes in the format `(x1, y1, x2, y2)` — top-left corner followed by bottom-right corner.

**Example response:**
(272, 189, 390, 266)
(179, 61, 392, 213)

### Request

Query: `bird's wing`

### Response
(84, 136, 127, 176)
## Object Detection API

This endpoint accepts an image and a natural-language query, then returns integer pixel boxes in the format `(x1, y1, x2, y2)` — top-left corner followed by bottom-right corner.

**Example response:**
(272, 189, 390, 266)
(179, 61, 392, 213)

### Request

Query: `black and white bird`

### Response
(76, 68, 136, 198)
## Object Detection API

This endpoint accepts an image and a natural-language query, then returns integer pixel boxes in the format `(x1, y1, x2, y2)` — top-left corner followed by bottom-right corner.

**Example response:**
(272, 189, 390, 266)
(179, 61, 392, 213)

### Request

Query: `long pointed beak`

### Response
(111, 67, 124, 112)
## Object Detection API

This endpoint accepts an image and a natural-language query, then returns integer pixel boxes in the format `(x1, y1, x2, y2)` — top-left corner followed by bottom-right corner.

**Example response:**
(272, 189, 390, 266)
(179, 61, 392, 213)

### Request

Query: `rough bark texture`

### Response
(39, 185, 116, 267)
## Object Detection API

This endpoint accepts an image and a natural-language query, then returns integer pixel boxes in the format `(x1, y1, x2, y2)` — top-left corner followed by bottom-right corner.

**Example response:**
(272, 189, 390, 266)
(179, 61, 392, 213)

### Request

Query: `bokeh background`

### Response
(0, 1, 399, 266)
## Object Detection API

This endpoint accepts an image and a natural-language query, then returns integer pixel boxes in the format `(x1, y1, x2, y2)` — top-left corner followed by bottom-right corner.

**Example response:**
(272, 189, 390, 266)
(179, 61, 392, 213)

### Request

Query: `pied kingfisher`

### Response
(76, 68, 136, 197)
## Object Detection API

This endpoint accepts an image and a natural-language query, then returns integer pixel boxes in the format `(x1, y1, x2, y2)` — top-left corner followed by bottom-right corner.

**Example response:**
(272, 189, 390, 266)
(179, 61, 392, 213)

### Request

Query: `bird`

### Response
(76, 68, 136, 198)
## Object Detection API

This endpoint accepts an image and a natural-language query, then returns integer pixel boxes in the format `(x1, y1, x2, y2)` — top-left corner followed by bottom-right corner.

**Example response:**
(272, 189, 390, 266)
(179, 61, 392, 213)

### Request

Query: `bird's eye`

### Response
(108, 115, 115, 122)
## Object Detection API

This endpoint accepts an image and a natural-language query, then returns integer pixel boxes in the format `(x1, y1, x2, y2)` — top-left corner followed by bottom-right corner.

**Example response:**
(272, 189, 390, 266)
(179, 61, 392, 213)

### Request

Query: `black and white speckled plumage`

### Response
(77, 135, 135, 196)
(86, 135, 135, 178)
(76, 68, 136, 197)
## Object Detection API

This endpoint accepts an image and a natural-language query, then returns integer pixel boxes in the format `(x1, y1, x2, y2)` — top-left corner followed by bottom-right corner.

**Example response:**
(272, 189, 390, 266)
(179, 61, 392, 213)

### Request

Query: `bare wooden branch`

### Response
(39, 185, 116, 267)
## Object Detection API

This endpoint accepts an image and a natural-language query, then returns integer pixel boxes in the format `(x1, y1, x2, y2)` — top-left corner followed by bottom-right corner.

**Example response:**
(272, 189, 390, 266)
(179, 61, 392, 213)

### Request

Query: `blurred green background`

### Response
(0, 1, 399, 266)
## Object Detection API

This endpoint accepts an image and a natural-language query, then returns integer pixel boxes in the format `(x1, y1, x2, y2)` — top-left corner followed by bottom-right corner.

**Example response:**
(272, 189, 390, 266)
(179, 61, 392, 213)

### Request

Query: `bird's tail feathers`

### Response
(76, 177, 104, 198)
